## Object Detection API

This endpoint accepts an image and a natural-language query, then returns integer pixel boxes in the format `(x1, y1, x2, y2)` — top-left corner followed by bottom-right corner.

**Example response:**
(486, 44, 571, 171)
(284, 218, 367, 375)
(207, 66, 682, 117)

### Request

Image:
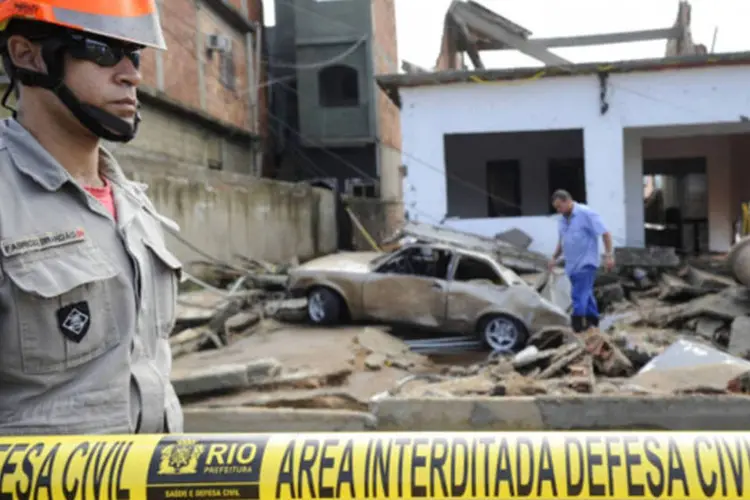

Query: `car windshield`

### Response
(368, 252, 394, 269)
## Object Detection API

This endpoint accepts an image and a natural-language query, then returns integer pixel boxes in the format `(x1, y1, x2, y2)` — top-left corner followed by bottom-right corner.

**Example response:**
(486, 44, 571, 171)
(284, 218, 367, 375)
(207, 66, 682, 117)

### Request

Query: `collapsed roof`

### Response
(401, 0, 706, 73)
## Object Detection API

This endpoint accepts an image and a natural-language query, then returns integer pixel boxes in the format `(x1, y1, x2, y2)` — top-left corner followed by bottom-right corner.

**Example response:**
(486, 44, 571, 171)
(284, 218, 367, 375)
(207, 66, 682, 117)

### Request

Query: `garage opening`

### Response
(643, 158, 708, 254)
(443, 129, 585, 219)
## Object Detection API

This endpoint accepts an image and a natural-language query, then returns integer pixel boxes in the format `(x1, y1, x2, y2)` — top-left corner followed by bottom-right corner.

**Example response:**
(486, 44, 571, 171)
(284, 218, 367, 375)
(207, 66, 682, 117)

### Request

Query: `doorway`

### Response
(643, 158, 708, 254)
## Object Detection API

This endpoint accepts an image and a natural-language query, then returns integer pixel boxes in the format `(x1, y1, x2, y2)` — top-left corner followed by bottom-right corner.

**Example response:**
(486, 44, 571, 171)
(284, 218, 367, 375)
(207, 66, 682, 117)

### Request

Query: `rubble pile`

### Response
(170, 258, 305, 358)
(167, 231, 750, 413)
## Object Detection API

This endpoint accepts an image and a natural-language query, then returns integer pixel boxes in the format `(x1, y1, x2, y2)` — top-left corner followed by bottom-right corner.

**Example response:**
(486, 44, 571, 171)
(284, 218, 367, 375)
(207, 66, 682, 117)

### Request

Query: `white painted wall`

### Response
(400, 64, 750, 255)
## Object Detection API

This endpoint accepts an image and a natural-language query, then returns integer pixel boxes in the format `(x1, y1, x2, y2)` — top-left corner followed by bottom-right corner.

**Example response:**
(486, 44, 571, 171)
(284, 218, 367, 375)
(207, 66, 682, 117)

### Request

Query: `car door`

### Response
(444, 254, 507, 332)
(361, 246, 451, 329)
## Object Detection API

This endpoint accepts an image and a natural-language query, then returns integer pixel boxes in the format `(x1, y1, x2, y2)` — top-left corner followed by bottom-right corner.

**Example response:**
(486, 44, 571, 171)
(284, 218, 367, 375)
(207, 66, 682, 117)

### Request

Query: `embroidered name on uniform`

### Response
(0, 228, 85, 257)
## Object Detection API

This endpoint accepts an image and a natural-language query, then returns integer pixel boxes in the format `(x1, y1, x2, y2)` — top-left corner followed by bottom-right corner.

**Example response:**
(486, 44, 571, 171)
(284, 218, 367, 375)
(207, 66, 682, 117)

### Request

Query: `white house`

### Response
(377, 53, 750, 257)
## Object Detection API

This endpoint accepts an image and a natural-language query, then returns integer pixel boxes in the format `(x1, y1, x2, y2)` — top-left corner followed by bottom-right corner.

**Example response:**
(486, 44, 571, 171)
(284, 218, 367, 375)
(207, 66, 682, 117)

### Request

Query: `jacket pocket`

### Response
(142, 238, 182, 338)
(4, 242, 122, 375)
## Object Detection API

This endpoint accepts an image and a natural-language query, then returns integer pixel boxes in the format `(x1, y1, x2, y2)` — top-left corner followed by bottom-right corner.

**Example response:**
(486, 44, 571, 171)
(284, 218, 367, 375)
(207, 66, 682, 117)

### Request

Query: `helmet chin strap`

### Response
(11, 41, 139, 143)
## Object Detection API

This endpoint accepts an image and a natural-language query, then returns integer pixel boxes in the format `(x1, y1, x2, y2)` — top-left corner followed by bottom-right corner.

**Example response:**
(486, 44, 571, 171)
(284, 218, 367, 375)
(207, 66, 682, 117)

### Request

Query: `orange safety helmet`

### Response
(0, 0, 166, 49)
(0, 0, 167, 143)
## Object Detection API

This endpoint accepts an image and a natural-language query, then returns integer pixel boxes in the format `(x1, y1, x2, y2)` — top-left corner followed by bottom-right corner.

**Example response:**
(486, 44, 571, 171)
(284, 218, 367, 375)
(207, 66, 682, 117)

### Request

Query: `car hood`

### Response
(292, 252, 383, 274)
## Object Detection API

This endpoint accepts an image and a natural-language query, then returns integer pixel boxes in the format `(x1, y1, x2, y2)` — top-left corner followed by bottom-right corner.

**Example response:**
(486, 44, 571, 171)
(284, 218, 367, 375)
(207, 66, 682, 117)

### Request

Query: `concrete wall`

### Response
(400, 64, 750, 255)
(114, 150, 337, 264)
(184, 395, 750, 432)
(107, 103, 257, 175)
(345, 197, 403, 251)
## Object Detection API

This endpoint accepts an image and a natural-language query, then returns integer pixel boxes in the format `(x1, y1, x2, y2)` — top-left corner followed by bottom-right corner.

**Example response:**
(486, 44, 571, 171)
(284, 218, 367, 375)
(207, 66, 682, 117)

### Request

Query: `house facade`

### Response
(378, 53, 750, 256)
(268, 0, 402, 207)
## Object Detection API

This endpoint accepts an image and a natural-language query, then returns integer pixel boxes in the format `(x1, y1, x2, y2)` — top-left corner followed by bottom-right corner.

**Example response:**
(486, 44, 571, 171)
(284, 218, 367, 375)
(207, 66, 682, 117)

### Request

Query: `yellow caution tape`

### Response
(0, 432, 748, 499)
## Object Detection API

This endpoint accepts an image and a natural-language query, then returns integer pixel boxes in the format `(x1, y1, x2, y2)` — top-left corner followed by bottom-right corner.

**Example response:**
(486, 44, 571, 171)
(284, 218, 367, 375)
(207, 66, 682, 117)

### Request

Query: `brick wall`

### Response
(197, 7, 250, 129)
(370, 0, 404, 232)
(371, 0, 401, 152)
(126, 0, 268, 174)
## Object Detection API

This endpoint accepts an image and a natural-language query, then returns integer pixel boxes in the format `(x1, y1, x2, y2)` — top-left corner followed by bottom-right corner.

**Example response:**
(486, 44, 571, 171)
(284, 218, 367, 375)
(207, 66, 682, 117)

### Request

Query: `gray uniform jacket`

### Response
(0, 118, 183, 434)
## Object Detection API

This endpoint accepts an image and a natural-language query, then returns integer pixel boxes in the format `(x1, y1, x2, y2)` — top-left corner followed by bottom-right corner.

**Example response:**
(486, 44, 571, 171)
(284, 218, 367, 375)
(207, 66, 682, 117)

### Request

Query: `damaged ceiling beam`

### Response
(401, 61, 429, 74)
(435, 1, 701, 72)
(473, 27, 682, 51)
(449, 1, 570, 66)
(453, 16, 485, 69)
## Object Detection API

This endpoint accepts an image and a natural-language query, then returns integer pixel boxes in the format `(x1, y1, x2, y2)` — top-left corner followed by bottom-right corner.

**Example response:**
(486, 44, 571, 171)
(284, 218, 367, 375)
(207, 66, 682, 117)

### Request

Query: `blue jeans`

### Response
(568, 265, 599, 318)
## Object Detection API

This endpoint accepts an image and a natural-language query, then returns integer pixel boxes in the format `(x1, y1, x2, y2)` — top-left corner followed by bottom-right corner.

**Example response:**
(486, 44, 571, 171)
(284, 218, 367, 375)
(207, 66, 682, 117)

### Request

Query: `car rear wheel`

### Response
(478, 315, 528, 353)
(307, 287, 343, 325)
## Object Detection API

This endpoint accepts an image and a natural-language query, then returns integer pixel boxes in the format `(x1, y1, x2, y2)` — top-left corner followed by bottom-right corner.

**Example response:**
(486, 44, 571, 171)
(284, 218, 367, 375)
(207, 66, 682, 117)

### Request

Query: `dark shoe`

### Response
(586, 315, 600, 328)
(571, 315, 585, 333)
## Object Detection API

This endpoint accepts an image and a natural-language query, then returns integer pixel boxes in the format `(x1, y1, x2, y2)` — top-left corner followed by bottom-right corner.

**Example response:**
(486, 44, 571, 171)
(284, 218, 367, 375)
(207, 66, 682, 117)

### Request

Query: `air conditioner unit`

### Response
(206, 33, 232, 53)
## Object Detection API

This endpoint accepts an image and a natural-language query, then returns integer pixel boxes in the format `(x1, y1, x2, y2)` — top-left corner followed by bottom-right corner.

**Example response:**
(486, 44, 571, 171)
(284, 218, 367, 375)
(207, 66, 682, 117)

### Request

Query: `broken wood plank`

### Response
(536, 345, 584, 380)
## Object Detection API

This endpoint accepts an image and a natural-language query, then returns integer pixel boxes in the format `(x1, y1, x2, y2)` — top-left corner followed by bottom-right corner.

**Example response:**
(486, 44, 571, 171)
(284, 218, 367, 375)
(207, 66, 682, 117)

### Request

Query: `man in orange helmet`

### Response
(0, 1, 183, 434)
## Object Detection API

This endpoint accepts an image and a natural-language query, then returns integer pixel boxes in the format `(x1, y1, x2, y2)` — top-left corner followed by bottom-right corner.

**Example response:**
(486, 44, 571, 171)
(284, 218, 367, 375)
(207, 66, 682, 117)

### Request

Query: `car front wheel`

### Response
(307, 287, 343, 325)
(478, 315, 528, 353)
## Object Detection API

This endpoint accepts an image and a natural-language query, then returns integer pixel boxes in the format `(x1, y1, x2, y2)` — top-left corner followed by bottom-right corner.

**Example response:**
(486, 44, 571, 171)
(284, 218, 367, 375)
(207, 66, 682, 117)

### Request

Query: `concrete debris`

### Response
(728, 316, 750, 359)
(384, 221, 548, 273)
(594, 283, 625, 310)
(171, 261, 303, 358)
(626, 338, 750, 394)
(169, 237, 750, 417)
(582, 329, 634, 377)
(494, 228, 532, 249)
(658, 273, 709, 301)
(171, 358, 282, 397)
(686, 266, 735, 292)
(614, 246, 680, 268)
(728, 235, 750, 286)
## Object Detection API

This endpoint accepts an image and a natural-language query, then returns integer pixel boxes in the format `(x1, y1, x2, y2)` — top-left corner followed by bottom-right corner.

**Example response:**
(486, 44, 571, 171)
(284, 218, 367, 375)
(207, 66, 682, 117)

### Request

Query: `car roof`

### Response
(405, 242, 499, 263)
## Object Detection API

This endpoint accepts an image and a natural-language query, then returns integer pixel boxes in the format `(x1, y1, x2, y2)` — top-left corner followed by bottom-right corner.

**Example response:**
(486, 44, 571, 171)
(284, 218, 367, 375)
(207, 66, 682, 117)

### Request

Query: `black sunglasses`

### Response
(65, 35, 142, 69)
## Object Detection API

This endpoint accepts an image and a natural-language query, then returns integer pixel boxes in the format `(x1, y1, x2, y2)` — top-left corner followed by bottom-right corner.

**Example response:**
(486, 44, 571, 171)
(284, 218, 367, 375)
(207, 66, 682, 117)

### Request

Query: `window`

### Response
(453, 256, 504, 285)
(377, 246, 453, 279)
(547, 158, 586, 213)
(486, 160, 522, 217)
(318, 65, 359, 107)
(219, 48, 236, 90)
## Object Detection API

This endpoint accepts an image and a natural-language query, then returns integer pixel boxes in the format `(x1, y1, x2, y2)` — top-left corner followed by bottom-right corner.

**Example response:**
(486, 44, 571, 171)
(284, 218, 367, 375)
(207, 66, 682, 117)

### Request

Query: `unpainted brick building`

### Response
(111, 0, 268, 176)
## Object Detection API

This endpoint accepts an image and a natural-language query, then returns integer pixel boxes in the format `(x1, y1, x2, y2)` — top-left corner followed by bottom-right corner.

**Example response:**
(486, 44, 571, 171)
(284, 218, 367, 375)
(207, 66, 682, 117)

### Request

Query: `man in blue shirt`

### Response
(548, 190, 614, 333)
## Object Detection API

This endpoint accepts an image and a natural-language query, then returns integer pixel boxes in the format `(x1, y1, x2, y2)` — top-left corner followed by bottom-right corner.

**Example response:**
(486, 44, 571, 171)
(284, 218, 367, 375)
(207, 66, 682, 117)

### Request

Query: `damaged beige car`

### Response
(287, 243, 569, 352)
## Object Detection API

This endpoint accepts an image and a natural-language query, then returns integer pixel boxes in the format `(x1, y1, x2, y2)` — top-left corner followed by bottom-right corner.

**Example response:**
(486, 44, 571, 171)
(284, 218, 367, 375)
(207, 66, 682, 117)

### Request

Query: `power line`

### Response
(273, 76, 521, 211)
(266, 109, 449, 226)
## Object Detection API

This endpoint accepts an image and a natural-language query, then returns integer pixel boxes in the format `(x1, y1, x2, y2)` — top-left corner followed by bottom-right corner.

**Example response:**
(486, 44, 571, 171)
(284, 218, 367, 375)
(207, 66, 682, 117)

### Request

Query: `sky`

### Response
(261, 0, 750, 70)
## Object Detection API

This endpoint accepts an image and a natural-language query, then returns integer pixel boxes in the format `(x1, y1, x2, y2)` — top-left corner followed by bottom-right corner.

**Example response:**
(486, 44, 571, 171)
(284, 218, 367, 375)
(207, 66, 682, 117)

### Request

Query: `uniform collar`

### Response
(3, 118, 155, 227)
(5, 118, 137, 195)
(4, 118, 70, 192)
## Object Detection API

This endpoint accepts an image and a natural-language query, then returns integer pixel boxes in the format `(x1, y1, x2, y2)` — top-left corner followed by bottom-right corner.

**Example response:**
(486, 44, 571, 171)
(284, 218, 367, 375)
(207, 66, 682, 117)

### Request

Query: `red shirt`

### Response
(84, 177, 117, 220)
